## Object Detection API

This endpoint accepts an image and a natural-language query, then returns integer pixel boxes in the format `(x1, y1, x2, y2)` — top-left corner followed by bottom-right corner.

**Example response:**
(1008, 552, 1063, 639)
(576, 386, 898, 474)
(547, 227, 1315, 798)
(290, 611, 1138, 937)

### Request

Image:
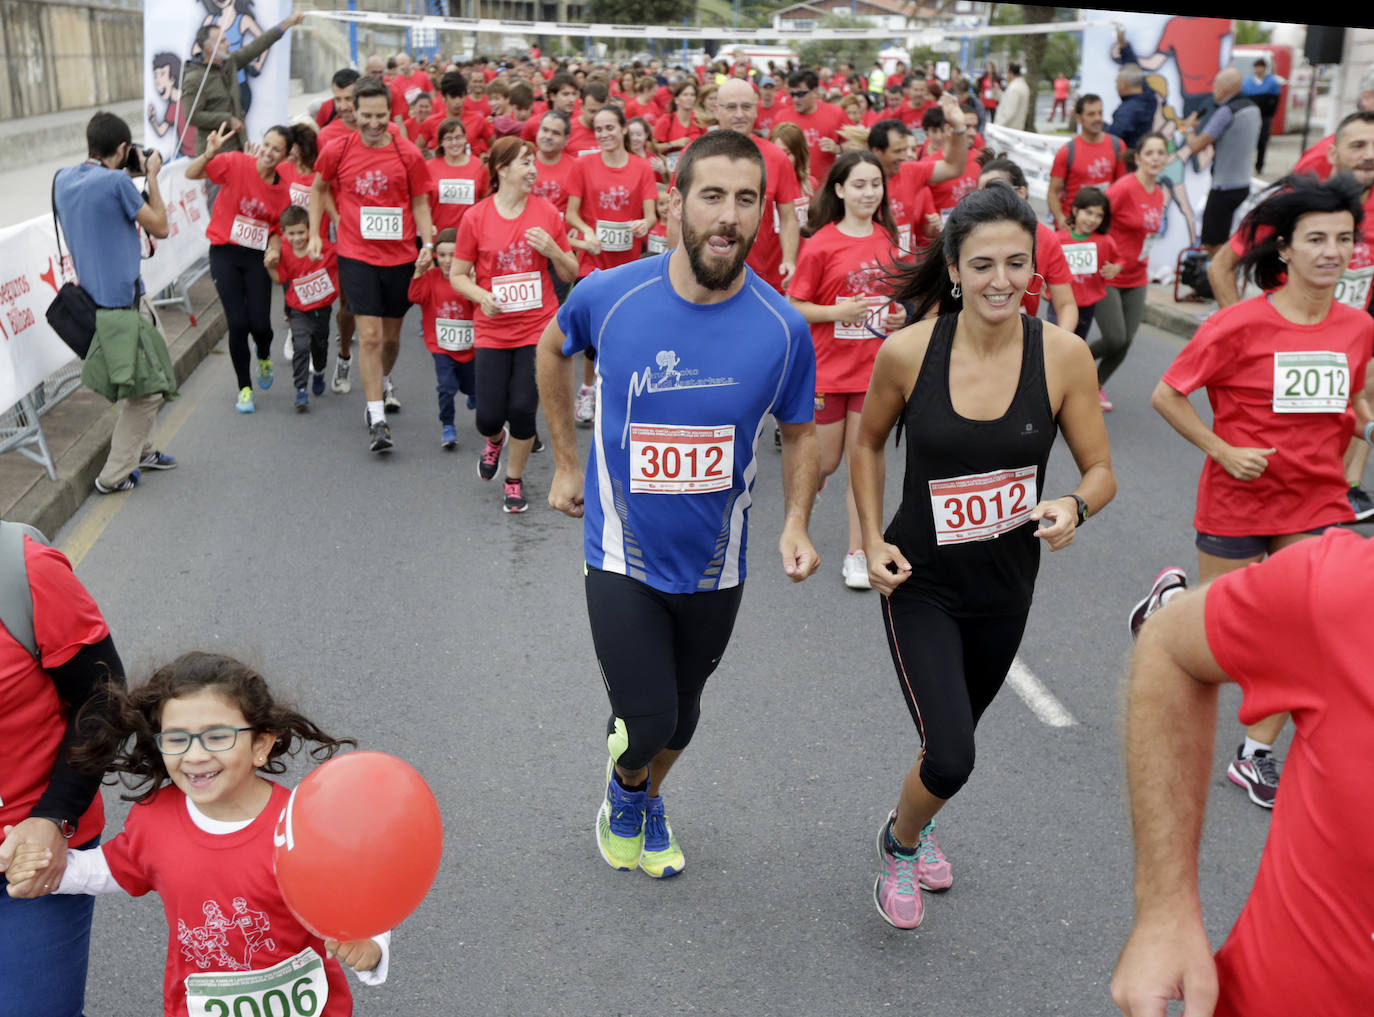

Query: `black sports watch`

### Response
(1070, 494, 1090, 525)
(36, 816, 77, 839)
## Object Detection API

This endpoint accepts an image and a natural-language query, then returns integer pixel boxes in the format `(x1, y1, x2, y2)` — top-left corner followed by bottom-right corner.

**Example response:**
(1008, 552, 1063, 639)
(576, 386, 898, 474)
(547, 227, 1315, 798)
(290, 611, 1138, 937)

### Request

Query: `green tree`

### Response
(587, 0, 692, 26)
(1015, 5, 1058, 132)
(1235, 20, 1272, 46)
(796, 13, 881, 71)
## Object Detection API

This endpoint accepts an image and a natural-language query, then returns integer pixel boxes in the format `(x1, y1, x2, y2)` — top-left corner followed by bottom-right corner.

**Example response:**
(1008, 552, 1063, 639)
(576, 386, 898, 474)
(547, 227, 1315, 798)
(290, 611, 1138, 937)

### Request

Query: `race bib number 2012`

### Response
(929, 466, 1037, 545)
(1272, 351, 1349, 413)
(629, 423, 734, 494)
(184, 947, 328, 1017)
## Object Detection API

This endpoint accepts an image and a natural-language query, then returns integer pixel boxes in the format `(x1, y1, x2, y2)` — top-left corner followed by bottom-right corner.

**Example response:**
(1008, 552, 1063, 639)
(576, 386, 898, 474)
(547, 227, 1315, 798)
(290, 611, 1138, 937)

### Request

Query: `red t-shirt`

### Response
(103, 784, 354, 1017)
(569, 154, 657, 277)
(407, 266, 475, 362)
(278, 241, 339, 312)
(1155, 17, 1233, 96)
(315, 131, 431, 266)
(1161, 295, 1372, 535)
(788, 221, 898, 392)
(0, 538, 108, 845)
(533, 153, 578, 215)
(453, 194, 570, 349)
(425, 155, 489, 234)
(645, 221, 669, 256)
(204, 152, 289, 250)
(1049, 135, 1127, 212)
(894, 99, 934, 128)
(567, 121, 601, 161)
(773, 101, 847, 181)
(1204, 529, 1374, 1017)
(315, 119, 400, 152)
(391, 71, 434, 110)
(1294, 135, 1334, 180)
(653, 111, 703, 150)
(463, 95, 491, 120)
(1055, 229, 1120, 307)
(889, 159, 937, 256)
(755, 100, 785, 138)
(922, 149, 980, 216)
(418, 110, 493, 157)
(1105, 173, 1165, 288)
(745, 134, 803, 291)
(1022, 222, 1072, 316)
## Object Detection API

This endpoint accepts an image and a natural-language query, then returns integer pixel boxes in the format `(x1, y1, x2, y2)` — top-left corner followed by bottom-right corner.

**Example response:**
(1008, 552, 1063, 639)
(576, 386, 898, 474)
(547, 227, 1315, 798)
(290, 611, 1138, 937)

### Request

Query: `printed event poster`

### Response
(1082, 12, 1235, 280)
(143, 0, 292, 159)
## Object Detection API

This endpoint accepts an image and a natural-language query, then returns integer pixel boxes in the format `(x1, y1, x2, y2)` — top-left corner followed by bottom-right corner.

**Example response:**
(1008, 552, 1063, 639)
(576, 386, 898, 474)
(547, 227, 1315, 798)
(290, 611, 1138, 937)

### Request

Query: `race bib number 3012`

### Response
(929, 466, 1037, 545)
(184, 947, 329, 1017)
(629, 423, 734, 494)
(1272, 351, 1349, 413)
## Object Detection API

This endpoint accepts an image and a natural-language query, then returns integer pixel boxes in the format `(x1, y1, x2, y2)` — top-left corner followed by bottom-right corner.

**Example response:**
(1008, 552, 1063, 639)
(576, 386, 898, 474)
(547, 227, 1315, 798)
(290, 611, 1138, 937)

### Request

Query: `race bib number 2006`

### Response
(929, 466, 1037, 545)
(629, 424, 734, 494)
(184, 947, 328, 1017)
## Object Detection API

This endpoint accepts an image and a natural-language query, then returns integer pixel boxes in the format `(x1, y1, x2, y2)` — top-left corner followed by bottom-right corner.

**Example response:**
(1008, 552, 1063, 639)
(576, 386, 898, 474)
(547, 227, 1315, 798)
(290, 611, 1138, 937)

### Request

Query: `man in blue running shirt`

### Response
(536, 129, 821, 879)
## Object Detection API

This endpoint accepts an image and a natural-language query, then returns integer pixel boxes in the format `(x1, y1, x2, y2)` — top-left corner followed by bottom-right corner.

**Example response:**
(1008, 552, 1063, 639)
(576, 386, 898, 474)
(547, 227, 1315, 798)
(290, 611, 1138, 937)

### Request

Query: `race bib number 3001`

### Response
(629, 423, 734, 494)
(833, 297, 888, 340)
(929, 466, 1037, 545)
(1272, 351, 1349, 413)
(184, 947, 329, 1017)
(1062, 242, 1099, 276)
(359, 206, 403, 241)
(491, 272, 543, 312)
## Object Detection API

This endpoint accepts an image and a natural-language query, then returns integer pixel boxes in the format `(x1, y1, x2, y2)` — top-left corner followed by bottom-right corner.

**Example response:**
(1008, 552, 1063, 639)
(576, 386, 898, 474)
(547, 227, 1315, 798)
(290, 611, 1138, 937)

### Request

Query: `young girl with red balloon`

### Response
(2, 653, 395, 1016)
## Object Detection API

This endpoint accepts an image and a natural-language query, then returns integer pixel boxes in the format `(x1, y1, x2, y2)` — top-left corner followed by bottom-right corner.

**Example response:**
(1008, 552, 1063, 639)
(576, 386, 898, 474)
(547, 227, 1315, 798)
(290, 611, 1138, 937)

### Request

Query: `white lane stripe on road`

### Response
(1007, 657, 1077, 728)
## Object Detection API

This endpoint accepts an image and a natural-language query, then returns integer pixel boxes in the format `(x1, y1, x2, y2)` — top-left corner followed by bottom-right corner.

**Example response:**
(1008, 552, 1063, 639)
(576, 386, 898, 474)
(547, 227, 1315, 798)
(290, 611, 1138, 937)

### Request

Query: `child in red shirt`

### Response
(265, 205, 339, 411)
(407, 228, 476, 449)
(1054, 188, 1121, 341)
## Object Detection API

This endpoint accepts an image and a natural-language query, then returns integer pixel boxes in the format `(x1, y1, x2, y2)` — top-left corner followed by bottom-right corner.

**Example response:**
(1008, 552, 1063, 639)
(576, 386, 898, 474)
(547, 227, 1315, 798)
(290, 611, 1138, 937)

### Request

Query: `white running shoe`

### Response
(843, 550, 872, 590)
(575, 384, 595, 426)
(283, 335, 294, 362)
(331, 357, 352, 394)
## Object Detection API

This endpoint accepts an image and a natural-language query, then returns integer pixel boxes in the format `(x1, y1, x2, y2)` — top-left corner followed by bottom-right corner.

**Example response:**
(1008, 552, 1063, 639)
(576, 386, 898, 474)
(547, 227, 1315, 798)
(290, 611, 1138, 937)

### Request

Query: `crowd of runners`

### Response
(4, 37, 1373, 1017)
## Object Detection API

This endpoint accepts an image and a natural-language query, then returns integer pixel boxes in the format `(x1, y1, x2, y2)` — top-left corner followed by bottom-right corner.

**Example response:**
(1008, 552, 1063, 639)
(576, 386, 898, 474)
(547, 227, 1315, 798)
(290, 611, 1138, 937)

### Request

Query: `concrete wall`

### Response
(0, 1, 142, 120)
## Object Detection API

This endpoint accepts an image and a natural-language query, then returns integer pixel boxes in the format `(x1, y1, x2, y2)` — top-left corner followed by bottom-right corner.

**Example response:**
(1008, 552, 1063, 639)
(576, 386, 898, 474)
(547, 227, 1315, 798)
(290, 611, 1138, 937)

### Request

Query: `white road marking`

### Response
(1007, 657, 1077, 728)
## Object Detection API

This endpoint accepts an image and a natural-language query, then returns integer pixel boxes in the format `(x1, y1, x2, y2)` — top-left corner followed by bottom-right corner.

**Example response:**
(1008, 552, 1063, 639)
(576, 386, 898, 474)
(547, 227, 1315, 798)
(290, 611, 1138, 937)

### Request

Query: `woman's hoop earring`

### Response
(1023, 272, 1046, 298)
(951, 282, 961, 298)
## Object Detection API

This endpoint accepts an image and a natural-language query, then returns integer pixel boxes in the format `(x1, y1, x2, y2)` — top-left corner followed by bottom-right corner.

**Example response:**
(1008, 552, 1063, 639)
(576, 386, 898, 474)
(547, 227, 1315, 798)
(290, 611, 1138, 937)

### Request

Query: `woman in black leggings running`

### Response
(850, 183, 1117, 930)
(186, 121, 292, 412)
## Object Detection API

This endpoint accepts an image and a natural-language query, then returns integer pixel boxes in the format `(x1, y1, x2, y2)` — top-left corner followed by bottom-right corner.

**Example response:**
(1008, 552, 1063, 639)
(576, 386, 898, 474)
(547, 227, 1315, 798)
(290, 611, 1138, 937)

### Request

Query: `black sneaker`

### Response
(369, 419, 393, 453)
(1128, 566, 1188, 640)
(1226, 747, 1279, 808)
(94, 468, 141, 494)
(502, 477, 529, 513)
(478, 428, 507, 481)
(137, 450, 177, 470)
(532, 434, 545, 454)
(1348, 486, 1374, 522)
(774, 425, 781, 450)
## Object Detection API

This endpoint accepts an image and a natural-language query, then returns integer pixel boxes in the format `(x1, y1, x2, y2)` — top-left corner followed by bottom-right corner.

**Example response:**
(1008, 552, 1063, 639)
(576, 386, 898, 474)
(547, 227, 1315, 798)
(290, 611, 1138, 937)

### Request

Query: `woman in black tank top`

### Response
(849, 183, 1117, 931)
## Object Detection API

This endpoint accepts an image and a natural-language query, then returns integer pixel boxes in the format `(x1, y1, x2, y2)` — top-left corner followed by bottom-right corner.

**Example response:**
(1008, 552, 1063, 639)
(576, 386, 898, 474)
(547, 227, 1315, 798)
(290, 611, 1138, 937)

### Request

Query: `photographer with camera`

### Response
(53, 111, 180, 495)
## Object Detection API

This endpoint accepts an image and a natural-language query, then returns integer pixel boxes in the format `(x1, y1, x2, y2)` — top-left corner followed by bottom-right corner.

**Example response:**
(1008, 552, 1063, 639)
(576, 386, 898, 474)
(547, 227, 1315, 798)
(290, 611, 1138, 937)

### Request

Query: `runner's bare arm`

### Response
(1111, 585, 1228, 1017)
(788, 296, 870, 324)
(1150, 379, 1274, 481)
(1047, 176, 1067, 230)
(1206, 243, 1243, 307)
(135, 150, 169, 239)
(778, 200, 800, 283)
(410, 193, 434, 248)
(448, 258, 498, 316)
(535, 318, 585, 518)
(777, 420, 820, 582)
(306, 175, 329, 260)
(1048, 282, 1078, 335)
(565, 196, 600, 255)
(631, 197, 655, 237)
(930, 93, 969, 186)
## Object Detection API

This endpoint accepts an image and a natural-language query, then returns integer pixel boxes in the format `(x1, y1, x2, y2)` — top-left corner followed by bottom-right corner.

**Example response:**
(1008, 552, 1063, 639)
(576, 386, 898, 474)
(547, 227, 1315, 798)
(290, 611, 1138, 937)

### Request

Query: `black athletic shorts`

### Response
(337, 255, 413, 318)
(1201, 186, 1251, 247)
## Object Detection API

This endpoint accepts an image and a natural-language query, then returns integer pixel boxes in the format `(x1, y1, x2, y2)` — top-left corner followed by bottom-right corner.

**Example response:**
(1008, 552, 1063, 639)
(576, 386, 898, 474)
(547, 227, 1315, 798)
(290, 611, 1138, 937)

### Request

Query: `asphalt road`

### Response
(58, 295, 1354, 1017)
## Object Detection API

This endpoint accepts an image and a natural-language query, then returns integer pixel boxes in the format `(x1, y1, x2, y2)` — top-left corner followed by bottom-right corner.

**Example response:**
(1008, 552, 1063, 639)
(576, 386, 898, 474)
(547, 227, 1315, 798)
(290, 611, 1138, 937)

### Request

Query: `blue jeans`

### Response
(0, 837, 99, 1017)
(432, 353, 475, 426)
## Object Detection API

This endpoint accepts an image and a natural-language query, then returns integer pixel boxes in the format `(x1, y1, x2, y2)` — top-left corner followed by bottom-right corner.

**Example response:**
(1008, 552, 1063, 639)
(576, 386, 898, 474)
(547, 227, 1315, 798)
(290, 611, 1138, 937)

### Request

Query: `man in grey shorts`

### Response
(1177, 68, 1260, 256)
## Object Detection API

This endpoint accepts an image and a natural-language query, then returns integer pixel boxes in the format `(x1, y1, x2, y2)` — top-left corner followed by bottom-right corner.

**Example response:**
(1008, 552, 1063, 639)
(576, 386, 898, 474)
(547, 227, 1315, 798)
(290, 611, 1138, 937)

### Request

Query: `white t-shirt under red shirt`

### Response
(315, 131, 432, 266)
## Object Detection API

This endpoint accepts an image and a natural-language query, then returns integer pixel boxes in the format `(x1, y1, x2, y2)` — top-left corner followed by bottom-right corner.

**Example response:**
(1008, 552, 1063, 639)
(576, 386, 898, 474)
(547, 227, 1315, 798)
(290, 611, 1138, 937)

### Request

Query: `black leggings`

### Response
(880, 595, 1029, 801)
(209, 243, 274, 390)
(474, 344, 538, 440)
(1074, 301, 1096, 341)
(585, 566, 744, 771)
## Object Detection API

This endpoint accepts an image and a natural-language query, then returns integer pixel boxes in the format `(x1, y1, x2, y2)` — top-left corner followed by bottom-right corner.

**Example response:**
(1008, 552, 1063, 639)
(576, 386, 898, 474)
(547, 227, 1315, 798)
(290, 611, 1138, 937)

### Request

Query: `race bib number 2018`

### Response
(436, 317, 474, 351)
(629, 423, 734, 494)
(1272, 351, 1349, 413)
(359, 206, 403, 241)
(929, 466, 1037, 545)
(597, 220, 634, 253)
(184, 947, 328, 1017)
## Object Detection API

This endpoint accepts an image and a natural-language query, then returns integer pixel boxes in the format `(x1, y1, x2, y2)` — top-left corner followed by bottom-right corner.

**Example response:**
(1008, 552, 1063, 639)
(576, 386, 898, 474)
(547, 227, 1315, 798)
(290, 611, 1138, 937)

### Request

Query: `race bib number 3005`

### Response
(230, 215, 269, 251)
(629, 423, 734, 494)
(929, 466, 1037, 545)
(184, 947, 329, 1017)
(292, 269, 335, 307)
(1272, 351, 1349, 413)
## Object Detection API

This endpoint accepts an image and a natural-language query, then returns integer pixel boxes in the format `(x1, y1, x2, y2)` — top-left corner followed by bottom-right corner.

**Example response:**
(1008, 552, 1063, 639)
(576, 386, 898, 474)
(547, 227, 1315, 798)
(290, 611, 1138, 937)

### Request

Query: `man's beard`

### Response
(682, 217, 756, 291)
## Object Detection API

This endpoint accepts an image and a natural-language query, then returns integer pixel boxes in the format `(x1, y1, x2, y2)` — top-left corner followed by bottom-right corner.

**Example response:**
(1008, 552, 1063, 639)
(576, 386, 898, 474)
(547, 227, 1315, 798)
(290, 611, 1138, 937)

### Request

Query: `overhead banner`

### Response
(0, 160, 211, 416)
(144, 0, 292, 161)
(1083, 12, 1237, 282)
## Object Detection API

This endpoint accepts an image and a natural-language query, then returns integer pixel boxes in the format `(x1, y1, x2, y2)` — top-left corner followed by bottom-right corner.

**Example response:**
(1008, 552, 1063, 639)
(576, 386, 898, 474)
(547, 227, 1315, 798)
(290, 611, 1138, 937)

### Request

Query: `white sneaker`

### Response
(575, 384, 595, 426)
(331, 357, 352, 394)
(843, 550, 872, 590)
(283, 335, 294, 362)
(383, 379, 401, 413)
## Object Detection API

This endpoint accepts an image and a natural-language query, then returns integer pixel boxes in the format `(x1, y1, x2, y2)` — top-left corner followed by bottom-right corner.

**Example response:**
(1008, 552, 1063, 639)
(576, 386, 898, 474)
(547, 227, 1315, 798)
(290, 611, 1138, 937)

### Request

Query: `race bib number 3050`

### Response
(359, 206, 403, 241)
(184, 947, 328, 1017)
(629, 423, 734, 494)
(1062, 242, 1099, 276)
(929, 466, 1037, 545)
(1272, 351, 1349, 413)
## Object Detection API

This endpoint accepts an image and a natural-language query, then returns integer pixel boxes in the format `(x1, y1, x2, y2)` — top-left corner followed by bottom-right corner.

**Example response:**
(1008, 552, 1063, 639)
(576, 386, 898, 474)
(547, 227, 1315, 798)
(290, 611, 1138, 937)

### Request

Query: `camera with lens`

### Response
(123, 144, 155, 175)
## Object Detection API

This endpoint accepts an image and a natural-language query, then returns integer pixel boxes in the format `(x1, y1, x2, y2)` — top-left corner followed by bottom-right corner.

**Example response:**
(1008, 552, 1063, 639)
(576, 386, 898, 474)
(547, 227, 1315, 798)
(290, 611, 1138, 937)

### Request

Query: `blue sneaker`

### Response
(137, 450, 177, 471)
(312, 370, 326, 396)
(441, 424, 458, 450)
(639, 794, 684, 878)
(596, 758, 646, 871)
(257, 358, 274, 389)
(295, 388, 308, 413)
(466, 393, 476, 410)
(94, 468, 140, 494)
(236, 387, 255, 413)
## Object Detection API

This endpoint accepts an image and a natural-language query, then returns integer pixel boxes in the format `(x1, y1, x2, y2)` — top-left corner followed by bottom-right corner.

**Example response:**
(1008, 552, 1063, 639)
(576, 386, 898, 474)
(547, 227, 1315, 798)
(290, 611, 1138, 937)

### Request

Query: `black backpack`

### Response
(1062, 133, 1126, 179)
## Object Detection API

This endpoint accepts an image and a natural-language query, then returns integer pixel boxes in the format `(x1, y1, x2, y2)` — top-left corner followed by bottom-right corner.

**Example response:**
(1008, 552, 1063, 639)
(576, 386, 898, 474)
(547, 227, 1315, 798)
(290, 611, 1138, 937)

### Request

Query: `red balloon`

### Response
(273, 751, 443, 941)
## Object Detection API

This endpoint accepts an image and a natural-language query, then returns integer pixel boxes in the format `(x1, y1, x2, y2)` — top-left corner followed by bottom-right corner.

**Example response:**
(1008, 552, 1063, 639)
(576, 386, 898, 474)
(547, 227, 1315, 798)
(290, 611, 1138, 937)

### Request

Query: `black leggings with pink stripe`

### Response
(879, 595, 1029, 801)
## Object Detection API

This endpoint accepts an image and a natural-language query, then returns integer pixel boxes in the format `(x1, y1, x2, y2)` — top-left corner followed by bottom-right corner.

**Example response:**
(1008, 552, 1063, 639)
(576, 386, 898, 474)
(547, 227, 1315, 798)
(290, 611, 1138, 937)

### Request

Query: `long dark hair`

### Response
(71, 652, 355, 804)
(286, 123, 317, 172)
(1069, 186, 1112, 234)
(887, 181, 1038, 321)
(1237, 172, 1365, 292)
(804, 150, 898, 243)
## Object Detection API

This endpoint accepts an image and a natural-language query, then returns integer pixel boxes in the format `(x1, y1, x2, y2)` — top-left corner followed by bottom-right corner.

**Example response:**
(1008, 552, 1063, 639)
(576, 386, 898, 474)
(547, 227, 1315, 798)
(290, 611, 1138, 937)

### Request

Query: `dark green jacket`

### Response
(81, 308, 179, 403)
(182, 25, 285, 154)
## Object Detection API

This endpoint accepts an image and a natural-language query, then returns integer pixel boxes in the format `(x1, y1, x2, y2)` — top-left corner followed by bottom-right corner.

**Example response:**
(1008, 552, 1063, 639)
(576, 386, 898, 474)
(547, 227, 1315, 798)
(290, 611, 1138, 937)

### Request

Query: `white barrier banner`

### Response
(0, 159, 211, 416)
(144, 0, 292, 161)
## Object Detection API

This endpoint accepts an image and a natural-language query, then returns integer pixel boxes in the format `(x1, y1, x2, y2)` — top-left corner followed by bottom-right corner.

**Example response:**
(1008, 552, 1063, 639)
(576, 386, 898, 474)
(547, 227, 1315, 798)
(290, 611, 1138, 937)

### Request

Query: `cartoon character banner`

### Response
(1083, 13, 1236, 281)
(144, 0, 292, 159)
